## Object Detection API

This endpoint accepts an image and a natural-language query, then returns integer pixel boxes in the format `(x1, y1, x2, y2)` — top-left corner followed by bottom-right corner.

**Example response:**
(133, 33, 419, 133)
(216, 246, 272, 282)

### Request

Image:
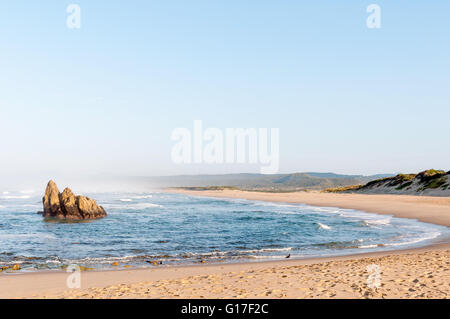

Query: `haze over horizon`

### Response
(0, 169, 436, 195)
(1, 1, 449, 178)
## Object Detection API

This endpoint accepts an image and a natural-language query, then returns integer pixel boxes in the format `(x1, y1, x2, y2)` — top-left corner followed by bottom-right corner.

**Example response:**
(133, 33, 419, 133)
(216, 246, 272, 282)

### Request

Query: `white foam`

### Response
(250, 255, 293, 259)
(119, 199, 133, 202)
(271, 211, 302, 215)
(0, 233, 56, 240)
(64, 255, 139, 264)
(363, 217, 391, 225)
(19, 190, 35, 194)
(132, 195, 153, 199)
(1, 195, 31, 199)
(254, 201, 298, 208)
(184, 247, 294, 257)
(385, 232, 441, 247)
(134, 203, 163, 209)
(317, 222, 332, 230)
(117, 203, 164, 209)
(358, 244, 379, 249)
(319, 207, 393, 226)
(313, 207, 333, 212)
(105, 201, 163, 209)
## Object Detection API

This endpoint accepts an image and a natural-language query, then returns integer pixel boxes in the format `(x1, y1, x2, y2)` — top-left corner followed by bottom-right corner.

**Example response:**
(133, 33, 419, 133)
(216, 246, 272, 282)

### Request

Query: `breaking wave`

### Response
(317, 222, 332, 230)
(0, 191, 448, 271)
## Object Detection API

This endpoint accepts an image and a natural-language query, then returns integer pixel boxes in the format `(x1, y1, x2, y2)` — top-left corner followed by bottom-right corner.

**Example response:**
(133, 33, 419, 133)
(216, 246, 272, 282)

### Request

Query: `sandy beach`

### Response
(1, 190, 449, 299)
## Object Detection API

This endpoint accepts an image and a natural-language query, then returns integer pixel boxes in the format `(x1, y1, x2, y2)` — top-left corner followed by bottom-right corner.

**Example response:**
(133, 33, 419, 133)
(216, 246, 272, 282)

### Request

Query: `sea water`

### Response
(0, 191, 448, 271)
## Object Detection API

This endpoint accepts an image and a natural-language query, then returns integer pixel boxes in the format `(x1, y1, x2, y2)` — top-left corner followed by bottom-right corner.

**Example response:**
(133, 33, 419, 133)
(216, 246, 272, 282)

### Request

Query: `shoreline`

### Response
(1, 242, 448, 299)
(166, 188, 450, 256)
(168, 189, 450, 227)
(5, 189, 449, 274)
(1, 190, 449, 298)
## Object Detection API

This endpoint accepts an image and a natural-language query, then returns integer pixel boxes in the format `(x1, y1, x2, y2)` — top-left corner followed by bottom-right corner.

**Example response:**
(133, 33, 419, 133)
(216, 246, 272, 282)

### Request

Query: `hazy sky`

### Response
(1, 1, 449, 178)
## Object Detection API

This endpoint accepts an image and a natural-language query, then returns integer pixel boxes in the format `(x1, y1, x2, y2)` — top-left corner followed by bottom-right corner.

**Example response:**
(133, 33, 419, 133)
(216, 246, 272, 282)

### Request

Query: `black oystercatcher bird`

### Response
(286, 254, 291, 259)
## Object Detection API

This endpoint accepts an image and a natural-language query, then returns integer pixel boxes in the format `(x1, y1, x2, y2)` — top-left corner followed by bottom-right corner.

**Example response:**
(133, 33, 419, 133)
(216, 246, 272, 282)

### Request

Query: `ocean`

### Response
(0, 190, 448, 271)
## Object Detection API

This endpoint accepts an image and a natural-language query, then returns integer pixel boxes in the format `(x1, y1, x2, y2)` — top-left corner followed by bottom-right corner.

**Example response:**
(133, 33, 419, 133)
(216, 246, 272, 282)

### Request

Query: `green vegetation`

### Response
(169, 169, 449, 196)
(363, 173, 415, 189)
(60, 265, 93, 271)
(246, 188, 309, 193)
(397, 174, 416, 181)
(328, 169, 449, 196)
(323, 185, 363, 193)
(418, 176, 448, 191)
(421, 169, 446, 176)
(155, 172, 393, 191)
(396, 181, 413, 190)
(364, 177, 392, 187)
(174, 186, 310, 193)
(415, 169, 448, 192)
(172, 186, 239, 191)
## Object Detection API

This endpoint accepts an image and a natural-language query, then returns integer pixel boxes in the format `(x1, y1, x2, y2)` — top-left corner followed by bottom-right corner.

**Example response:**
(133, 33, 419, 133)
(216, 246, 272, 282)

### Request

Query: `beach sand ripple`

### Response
(36, 249, 449, 299)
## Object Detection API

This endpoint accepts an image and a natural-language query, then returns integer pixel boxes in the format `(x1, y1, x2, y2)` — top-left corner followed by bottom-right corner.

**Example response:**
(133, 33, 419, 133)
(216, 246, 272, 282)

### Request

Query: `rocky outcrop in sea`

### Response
(40, 180, 107, 220)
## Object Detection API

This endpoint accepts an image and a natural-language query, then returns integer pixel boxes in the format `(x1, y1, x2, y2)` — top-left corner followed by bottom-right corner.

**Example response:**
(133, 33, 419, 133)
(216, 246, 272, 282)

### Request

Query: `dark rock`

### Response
(41, 180, 107, 220)
(60, 187, 81, 219)
(42, 180, 64, 217)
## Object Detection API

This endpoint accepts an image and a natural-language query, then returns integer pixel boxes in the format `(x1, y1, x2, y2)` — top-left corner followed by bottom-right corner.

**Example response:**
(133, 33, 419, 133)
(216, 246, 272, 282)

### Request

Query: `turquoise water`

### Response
(0, 191, 448, 271)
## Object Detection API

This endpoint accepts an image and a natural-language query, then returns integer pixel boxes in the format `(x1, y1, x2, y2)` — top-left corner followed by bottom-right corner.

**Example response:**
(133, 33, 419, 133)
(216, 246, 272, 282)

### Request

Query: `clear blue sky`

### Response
(0, 1, 449, 177)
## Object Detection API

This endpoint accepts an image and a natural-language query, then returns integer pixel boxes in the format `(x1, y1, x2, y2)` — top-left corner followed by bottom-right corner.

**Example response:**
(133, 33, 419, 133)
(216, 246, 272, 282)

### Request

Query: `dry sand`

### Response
(1, 190, 449, 299)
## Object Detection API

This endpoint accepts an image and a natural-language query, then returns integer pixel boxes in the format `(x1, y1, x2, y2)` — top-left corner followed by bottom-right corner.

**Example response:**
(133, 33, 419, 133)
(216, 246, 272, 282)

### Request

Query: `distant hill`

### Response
(305, 172, 392, 179)
(326, 169, 450, 196)
(133, 172, 394, 192)
(44, 172, 393, 193)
